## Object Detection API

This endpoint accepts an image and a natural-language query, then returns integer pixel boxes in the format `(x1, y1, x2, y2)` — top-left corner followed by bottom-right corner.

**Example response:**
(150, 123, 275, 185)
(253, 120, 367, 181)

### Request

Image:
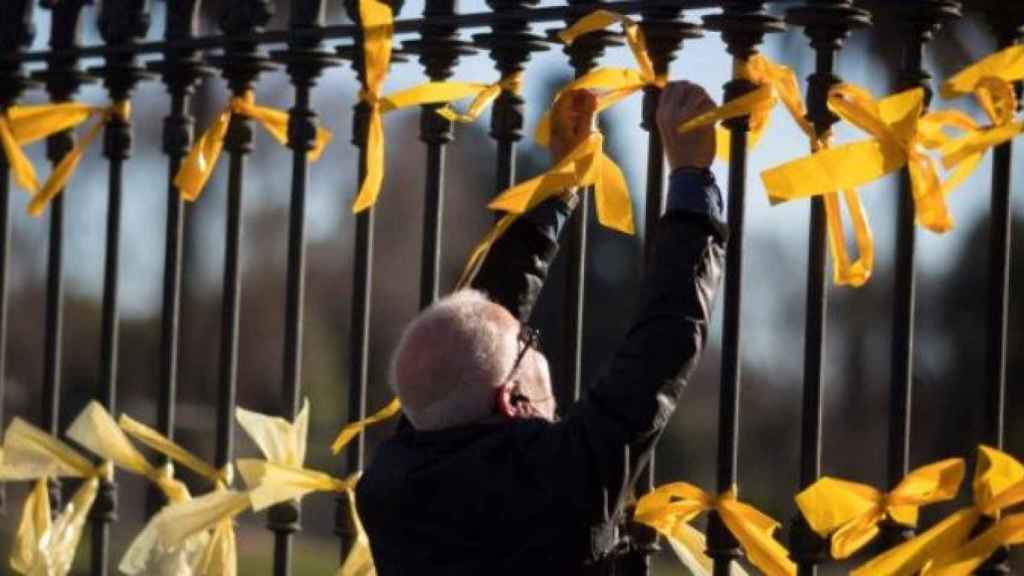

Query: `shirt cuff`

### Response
(666, 167, 724, 225)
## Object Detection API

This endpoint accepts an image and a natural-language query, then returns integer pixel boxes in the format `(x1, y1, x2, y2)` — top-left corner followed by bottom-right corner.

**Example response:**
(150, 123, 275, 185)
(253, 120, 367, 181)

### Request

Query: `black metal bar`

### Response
(974, 11, 1023, 576)
(404, 0, 474, 308)
(33, 0, 92, 516)
(784, 4, 870, 574)
(475, 1, 548, 195)
(0, 134, 8, 516)
(702, 4, 783, 575)
(879, 0, 960, 549)
(268, 2, 338, 573)
(89, 2, 152, 572)
(213, 2, 275, 476)
(620, 8, 701, 575)
(3, 1, 804, 66)
(147, 0, 209, 518)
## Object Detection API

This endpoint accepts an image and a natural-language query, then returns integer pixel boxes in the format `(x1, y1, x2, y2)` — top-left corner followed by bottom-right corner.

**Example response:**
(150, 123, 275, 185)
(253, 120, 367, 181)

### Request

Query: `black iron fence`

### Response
(0, 0, 1020, 575)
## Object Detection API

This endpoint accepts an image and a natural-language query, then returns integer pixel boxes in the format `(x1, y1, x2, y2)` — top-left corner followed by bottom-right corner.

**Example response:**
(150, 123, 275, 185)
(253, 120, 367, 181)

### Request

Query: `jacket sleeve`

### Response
(470, 194, 578, 322)
(535, 168, 726, 529)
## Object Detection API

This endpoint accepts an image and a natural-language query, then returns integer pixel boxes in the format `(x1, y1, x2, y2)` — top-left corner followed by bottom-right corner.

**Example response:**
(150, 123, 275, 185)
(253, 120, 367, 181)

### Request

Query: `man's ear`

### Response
(495, 384, 518, 419)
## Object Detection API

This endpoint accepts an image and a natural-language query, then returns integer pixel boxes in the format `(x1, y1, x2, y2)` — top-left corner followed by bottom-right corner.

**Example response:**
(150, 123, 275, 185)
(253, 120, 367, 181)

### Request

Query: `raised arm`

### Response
(534, 82, 725, 518)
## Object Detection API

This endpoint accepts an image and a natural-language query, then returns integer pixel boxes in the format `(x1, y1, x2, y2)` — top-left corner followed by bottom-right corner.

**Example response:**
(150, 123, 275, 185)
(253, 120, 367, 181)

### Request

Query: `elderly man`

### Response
(357, 81, 724, 574)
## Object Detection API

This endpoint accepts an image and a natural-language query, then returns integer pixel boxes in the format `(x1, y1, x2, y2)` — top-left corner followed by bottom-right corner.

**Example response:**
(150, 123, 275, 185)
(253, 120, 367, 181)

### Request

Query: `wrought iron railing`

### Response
(0, 1, 1020, 575)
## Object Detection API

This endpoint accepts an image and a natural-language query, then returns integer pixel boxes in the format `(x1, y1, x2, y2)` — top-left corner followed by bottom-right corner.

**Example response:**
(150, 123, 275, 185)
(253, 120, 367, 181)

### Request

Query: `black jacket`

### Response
(358, 176, 726, 575)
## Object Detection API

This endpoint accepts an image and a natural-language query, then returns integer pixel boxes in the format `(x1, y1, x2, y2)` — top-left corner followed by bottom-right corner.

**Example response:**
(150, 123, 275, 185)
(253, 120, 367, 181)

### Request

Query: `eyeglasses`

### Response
(502, 324, 541, 386)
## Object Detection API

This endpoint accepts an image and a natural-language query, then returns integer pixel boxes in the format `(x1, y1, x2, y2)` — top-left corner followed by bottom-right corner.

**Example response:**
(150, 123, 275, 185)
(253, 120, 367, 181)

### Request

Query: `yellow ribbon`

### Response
(27, 101, 130, 217)
(935, 45, 1024, 192)
(634, 483, 796, 576)
(695, 55, 875, 285)
(852, 446, 1024, 576)
(529, 9, 661, 235)
(119, 413, 230, 487)
(235, 399, 357, 511)
(234, 399, 370, 575)
(0, 416, 111, 576)
(146, 487, 251, 576)
(677, 54, 803, 162)
(762, 83, 972, 237)
(455, 133, 622, 287)
(174, 91, 332, 202)
(352, 0, 523, 213)
(336, 486, 376, 576)
(456, 10, 651, 288)
(331, 397, 403, 455)
(436, 73, 524, 124)
(0, 102, 95, 195)
(795, 458, 965, 559)
(115, 413, 244, 576)
(925, 513, 1024, 576)
(66, 401, 191, 504)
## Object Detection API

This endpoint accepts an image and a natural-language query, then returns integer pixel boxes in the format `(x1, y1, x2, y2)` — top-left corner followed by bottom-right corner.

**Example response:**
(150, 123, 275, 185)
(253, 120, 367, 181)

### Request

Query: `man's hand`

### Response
(550, 89, 598, 164)
(656, 81, 717, 171)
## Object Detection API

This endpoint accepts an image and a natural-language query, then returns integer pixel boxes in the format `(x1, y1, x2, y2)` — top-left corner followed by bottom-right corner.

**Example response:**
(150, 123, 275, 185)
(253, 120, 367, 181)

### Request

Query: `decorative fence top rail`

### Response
(2, 1, 800, 63)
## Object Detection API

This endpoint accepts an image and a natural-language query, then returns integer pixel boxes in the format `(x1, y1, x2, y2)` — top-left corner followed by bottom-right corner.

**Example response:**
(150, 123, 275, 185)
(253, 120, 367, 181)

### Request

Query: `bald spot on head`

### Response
(390, 290, 519, 430)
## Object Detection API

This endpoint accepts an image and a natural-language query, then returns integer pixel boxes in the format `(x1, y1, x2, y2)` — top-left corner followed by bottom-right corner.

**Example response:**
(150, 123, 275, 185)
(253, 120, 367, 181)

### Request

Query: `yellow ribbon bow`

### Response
(116, 414, 246, 576)
(0, 102, 96, 195)
(235, 399, 357, 510)
(853, 446, 1024, 576)
(351, 0, 526, 212)
(795, 458, 965, 559)
(686, 54, 875, 286)
(634, 483, 796, 576)
(0, 416, 112, 576)
(27, 101, 131, 217)
(936, 45, 1024, 192)
(762, 83, 972, 238)
(174, 91, 332, 202)
(234, 399, 370, 575)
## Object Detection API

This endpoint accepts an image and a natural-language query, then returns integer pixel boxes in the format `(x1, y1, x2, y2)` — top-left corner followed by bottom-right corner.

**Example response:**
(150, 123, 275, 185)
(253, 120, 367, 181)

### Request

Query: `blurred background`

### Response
(1, 0, 1022, 574)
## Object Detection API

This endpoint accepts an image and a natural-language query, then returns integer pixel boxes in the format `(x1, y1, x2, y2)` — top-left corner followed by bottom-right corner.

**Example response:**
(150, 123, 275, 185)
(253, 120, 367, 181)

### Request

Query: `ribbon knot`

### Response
(850, 446, 1024, 576)
(27, 100, 130, 217)
(635, 482, 795, 576)
(174, 90, 332, 202)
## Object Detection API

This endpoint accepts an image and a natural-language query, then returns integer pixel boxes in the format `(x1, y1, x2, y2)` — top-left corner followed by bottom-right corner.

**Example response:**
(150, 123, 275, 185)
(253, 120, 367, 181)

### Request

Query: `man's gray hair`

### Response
(390, 289, 518, 430)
